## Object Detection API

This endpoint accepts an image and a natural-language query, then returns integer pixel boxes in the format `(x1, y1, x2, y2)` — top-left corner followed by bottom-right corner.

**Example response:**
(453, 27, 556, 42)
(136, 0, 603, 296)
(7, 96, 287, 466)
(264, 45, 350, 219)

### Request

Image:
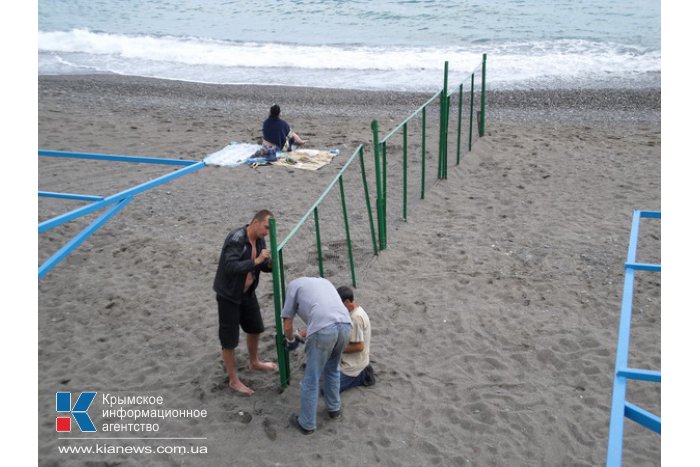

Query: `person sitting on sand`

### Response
(337, 286, 375, 392)
(262, 104, 305, 152)
(212, 209, 278, 395)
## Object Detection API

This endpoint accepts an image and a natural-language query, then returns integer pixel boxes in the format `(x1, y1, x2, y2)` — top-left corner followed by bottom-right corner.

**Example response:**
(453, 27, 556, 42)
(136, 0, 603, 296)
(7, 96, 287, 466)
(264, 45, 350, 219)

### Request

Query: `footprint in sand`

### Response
(262, 418, 277, 440)
(234, 411, 252, 424)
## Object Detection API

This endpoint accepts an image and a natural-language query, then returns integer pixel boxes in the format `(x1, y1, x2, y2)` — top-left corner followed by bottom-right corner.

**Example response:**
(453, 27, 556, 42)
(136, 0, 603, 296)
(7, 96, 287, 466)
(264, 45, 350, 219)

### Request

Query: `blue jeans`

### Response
(340, 367, 368, 393)
(298, 323, 351, 431)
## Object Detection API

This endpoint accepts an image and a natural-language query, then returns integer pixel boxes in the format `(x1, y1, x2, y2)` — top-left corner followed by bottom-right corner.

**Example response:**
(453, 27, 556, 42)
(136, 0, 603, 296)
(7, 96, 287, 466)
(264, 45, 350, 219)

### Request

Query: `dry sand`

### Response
(38, 75, 660, 466)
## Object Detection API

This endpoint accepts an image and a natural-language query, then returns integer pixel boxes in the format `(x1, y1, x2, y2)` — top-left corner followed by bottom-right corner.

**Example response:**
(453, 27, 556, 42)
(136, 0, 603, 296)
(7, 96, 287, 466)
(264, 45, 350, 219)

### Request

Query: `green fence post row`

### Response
(269, 217, 290, 387)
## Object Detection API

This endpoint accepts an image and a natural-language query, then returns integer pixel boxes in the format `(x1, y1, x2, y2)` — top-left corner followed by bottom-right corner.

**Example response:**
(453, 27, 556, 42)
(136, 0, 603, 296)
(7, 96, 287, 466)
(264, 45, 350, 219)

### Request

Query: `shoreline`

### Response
(39, 74, 661, 112)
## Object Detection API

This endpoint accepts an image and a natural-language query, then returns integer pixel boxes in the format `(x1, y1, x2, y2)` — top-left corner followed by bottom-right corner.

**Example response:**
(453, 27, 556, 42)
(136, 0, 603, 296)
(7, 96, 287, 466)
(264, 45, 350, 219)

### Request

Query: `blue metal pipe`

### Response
(39, 149, 199, 166)
(39, 197, 133, 280)
(624, 402, 661, 434)
(625, 262, 661, 272)
(617, 368, 661, 383)
(39, 161, 206, 233)
(39, 191, 104, 202)
(640, 210, 661, 219)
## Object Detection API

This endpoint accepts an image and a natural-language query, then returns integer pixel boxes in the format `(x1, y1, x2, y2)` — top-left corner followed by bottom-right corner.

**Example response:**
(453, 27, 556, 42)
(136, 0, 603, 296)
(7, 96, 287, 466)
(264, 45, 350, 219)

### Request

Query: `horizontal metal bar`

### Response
(625, 262, 661, 272)
(39, 149, 199, 166)
(447, 73, 475, 97)
(617, 368, 661, 383)
(446, 64, 483, 96)
(640, 210, 661, 219)
(39, 197, 133, 280)
(39, 191, 104, 202)
(39, 161, 206, 233)
(624, 402, 661, 434)
(278, 145, 363, 250)
(380, 90, 442, 143)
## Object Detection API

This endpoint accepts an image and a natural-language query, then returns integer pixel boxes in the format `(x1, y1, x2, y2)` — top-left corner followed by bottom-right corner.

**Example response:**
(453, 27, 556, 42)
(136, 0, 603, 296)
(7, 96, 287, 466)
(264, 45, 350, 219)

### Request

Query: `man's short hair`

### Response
(252, 209, 273, 222)
(270, 104, 281, 118)
(337, 286, 354, 303)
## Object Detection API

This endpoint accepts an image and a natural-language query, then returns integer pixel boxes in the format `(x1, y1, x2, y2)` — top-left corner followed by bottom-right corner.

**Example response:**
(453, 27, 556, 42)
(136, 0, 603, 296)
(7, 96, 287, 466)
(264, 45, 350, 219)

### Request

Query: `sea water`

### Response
(38, 0, 660, 92)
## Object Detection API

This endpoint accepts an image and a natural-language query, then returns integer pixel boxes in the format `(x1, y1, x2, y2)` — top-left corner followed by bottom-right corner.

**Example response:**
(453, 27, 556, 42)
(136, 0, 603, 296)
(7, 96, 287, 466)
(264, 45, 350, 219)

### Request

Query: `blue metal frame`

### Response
(606, 210, 661, 466)
(39, 150, 205, 280)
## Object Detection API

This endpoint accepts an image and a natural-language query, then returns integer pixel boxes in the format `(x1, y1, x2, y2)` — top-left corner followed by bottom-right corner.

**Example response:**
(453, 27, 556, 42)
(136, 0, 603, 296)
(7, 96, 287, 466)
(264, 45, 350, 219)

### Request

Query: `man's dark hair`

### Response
(269, 104, 281, 118)
(252, 209, 273, 222)
(337, 286, 354, 303)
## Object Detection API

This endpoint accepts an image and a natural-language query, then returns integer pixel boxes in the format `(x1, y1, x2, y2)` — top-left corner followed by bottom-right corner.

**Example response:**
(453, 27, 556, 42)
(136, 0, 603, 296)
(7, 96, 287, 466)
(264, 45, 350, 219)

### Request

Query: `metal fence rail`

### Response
(606, 210, 661, 466)
(269, 56, 488, 387)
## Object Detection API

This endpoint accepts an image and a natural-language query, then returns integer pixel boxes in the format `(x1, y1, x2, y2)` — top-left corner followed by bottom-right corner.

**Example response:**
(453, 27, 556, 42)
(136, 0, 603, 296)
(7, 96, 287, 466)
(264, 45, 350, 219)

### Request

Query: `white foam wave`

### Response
(38, 29, 660, 90)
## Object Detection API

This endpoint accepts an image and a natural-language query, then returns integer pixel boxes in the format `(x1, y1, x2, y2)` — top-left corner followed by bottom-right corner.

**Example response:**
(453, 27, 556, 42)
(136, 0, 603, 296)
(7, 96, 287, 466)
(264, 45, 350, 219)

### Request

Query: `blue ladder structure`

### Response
(606, 209, 661, 466)
(38, 150, 206, 280)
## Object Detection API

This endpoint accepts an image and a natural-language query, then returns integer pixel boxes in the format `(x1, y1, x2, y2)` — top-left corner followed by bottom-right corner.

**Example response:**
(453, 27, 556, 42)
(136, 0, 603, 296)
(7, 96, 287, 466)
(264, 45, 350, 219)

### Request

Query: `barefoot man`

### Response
(213, 209, 278, 395)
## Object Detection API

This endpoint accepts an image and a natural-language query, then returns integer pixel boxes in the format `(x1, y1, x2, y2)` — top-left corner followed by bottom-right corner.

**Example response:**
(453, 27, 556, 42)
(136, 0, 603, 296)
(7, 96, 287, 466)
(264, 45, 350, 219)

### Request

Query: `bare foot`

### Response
(250, 360, 278, 371)
(229, 379, 255, 396)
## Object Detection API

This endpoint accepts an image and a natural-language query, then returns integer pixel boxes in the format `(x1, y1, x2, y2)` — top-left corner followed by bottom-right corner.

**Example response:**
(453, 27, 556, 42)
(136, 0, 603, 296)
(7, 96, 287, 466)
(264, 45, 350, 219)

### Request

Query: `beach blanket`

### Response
(203, 142, 261, 167)
(203, 142, 337, 171)
(271, 149, 338, 171)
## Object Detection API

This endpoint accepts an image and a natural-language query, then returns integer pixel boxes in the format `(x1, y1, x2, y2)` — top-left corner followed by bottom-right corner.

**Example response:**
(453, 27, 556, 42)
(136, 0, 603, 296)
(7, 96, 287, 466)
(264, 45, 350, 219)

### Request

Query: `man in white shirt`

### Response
(337, 286, 375, 393)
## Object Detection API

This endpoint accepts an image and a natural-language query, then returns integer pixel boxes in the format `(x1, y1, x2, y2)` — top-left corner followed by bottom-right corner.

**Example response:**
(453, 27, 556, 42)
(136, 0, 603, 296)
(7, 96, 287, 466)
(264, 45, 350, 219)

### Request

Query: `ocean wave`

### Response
(38, 29, 660, 90)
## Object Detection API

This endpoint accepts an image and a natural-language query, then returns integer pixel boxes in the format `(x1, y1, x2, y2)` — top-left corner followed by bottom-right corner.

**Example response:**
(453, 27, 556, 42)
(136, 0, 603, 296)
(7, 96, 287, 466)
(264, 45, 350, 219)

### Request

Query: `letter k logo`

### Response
(56, 392, 97, 432)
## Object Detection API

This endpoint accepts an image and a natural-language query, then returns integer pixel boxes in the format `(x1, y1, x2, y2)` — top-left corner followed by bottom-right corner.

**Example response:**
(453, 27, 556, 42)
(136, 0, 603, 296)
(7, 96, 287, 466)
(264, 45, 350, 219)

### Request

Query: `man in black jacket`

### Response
(213, 209, 277, 395)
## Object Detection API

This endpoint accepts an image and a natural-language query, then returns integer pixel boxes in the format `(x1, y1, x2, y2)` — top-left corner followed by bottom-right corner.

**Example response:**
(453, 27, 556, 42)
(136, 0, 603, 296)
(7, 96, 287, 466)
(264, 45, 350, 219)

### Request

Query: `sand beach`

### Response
(38, 75, 660, 466)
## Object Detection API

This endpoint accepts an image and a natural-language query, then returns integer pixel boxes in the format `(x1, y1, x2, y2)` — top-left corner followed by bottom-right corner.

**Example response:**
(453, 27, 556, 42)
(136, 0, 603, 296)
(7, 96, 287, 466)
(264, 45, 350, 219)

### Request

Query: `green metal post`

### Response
(313, 207, 324, 277)
(402, 122, 408, 221)
(381, 141, 387, 249)
(278, 248, 286, 300)
(421, 106, 426, 199)
(456, 83, 463, 165)
(438, 91, 444, 180)
(444, 94, 450, 179)
(442, 61, 450, 178)
(469, 73, 474, 151)
(269, 218, 289, 387)
(480, 53, 487, 137)
(338, 175, 357, 287)
(358, 146, 378, 256)
(371, 120, 385, 251)
(438, 61, 448, 180)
